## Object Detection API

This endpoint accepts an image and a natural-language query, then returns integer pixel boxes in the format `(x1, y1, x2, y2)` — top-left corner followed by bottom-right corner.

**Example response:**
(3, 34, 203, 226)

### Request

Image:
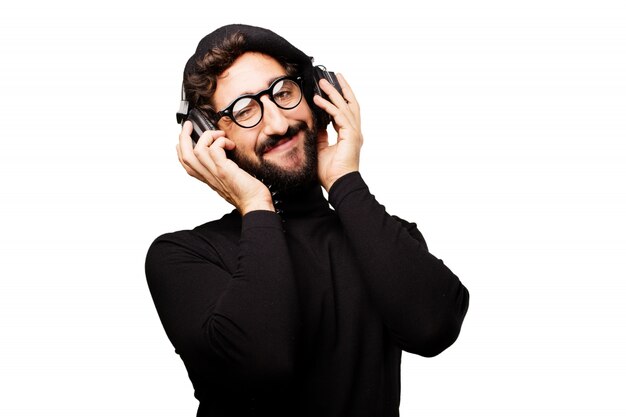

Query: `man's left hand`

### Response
(314, 74, 363, 191)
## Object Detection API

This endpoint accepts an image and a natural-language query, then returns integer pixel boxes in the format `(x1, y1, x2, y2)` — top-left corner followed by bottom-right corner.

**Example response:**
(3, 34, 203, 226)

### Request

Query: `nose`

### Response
(260, 95, 289, 136)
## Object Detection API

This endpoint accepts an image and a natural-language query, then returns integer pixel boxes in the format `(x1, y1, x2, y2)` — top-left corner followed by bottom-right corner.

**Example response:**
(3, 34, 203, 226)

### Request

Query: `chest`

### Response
(283, 216, 378, 350)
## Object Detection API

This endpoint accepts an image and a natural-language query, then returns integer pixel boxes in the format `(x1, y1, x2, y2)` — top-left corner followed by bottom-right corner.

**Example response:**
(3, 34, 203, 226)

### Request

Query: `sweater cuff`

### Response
(241, 210, 284, 232)
(328, 171, 369, 210)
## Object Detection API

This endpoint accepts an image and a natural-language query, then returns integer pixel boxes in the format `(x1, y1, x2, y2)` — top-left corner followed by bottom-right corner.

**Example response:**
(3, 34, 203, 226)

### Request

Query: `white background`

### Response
(1, 1, 624, 416)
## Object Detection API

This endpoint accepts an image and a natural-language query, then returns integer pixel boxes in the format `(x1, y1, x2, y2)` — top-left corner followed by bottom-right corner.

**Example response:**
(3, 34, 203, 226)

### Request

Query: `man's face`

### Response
(212, 52, 317, 189)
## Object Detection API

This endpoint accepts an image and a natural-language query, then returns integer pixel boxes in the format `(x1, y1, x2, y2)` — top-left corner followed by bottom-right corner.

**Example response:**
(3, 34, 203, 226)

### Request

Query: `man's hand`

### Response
(313, 74, 363, 192)
(176, 121, 274, 215)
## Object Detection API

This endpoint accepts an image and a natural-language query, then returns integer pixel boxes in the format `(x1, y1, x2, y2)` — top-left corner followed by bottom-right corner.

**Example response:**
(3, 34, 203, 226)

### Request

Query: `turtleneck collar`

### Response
(270, 179, 331, 217)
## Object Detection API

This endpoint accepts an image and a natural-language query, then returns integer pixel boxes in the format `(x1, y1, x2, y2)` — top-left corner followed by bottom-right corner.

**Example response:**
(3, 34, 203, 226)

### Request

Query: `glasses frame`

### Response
(213, 75, 304, 129)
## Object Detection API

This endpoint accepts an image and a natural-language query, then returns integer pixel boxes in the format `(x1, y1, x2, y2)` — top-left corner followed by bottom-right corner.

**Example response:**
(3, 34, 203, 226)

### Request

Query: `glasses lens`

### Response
(272, 79, 302, 109)
(232, 97, 262, 127)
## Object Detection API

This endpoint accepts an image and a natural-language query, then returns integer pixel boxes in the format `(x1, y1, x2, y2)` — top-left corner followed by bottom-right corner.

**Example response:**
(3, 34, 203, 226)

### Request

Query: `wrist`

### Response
(322, 170, 359, 192)
(239, 197, 275, 216)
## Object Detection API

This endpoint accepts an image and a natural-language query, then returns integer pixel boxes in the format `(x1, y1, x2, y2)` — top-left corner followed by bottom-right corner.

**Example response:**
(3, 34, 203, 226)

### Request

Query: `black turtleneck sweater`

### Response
(145, 172, 469, 417)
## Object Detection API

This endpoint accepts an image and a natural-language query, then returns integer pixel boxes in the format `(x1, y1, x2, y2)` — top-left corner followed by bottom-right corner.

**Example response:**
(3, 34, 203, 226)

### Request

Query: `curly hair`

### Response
(183, 31, 298, 120)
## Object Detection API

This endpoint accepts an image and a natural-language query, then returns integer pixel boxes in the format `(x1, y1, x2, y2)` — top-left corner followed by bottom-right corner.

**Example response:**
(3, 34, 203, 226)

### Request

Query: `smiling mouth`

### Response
(257, 122, 307, 157)
(263, 137, 294, 154)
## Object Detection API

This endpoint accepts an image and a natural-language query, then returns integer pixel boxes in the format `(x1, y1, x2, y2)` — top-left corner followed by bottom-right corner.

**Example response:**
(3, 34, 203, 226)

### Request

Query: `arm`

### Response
(314, 75, 468, 357)
(145, 123, 299, 380)
(329, 172, 469, 357)
(145, 211, 299, 381)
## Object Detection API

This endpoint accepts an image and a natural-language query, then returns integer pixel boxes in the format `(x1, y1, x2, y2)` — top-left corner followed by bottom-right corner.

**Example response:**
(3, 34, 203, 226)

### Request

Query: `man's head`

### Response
(183, 24, 321, 190)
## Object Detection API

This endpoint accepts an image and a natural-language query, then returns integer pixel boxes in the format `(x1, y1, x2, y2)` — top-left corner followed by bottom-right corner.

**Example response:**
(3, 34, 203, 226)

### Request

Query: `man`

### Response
(146, 24, 469, 417)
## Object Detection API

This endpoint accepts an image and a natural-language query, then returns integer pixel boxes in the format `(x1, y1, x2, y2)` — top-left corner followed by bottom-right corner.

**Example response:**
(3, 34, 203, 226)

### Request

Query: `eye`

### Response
(274, 89, 293, 100)
(272, 80, 299, 106)
(232, 97, 260, 121)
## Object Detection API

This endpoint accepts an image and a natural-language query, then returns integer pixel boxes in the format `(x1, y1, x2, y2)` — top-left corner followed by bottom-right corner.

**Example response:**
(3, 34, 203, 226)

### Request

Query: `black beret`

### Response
(183, 24, 313, 78)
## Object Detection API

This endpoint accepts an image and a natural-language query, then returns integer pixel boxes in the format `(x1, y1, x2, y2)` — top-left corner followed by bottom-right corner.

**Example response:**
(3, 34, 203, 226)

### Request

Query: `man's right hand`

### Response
(176, 121, 275, 215)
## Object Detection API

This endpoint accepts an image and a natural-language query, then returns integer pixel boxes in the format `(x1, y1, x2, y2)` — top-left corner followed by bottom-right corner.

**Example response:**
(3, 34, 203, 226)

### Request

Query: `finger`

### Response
(336, 74, 358, 107)
(316, 79, 359, 129)
(176, 143, 183, 166)
(193, 130, 227, 175)
(178, 126, 197, 170)
(313, 93, 340, 118)
(336, 73, 361, 126)
(318, 78, 349, 110)
(313, 93, 354, 131)
(195, 128, 225, 150)
(214, 137, 236, 153)
(179, 121, 194, 150)
(177, 143, 206, 181)
(201, 137, 237, 176)
(182, 120, 193, 135)
(179, 121, 200, 166)
(179, 125, 215, 179)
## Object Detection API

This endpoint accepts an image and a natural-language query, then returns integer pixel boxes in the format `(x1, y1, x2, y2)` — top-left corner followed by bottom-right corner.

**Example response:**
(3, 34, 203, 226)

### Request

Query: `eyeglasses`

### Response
(214, 76, 303, 129)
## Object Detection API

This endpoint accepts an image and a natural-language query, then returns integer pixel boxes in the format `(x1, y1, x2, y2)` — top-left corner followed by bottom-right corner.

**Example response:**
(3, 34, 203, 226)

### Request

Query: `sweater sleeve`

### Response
(328, 172, 469, 357)
(145, 211, 299, 381)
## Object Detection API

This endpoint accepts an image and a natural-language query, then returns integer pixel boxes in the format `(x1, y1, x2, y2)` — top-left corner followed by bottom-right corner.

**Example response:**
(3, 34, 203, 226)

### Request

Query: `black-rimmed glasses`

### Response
(214, 76, 303, 129)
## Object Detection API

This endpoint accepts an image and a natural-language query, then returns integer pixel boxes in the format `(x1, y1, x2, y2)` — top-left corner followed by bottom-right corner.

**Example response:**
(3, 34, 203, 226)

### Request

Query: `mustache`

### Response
(256, 122, 307, 156)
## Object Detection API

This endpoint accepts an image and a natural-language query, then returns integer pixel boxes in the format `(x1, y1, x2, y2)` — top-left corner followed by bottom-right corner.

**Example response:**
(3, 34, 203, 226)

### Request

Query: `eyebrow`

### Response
(236, 74, 286, 96)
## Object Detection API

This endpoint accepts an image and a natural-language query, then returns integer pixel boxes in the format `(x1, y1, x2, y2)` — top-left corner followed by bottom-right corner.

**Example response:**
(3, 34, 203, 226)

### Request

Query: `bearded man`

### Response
(146, 24, 469, 417)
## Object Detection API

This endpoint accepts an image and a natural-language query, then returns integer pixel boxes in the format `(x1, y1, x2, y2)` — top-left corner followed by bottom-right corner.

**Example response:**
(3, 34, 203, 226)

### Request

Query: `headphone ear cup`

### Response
(313, 66, 343, 100)
(187, 109, 217, 145)
(312, 65, 343, 129)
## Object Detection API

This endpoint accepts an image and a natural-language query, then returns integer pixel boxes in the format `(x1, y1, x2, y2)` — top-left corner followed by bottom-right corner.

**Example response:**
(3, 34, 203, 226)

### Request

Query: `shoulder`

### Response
(146, 211, 241, 273)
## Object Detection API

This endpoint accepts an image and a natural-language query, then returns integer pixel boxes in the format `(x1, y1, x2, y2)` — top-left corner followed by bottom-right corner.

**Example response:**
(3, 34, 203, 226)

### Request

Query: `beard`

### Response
(229, 121, 319, 192)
